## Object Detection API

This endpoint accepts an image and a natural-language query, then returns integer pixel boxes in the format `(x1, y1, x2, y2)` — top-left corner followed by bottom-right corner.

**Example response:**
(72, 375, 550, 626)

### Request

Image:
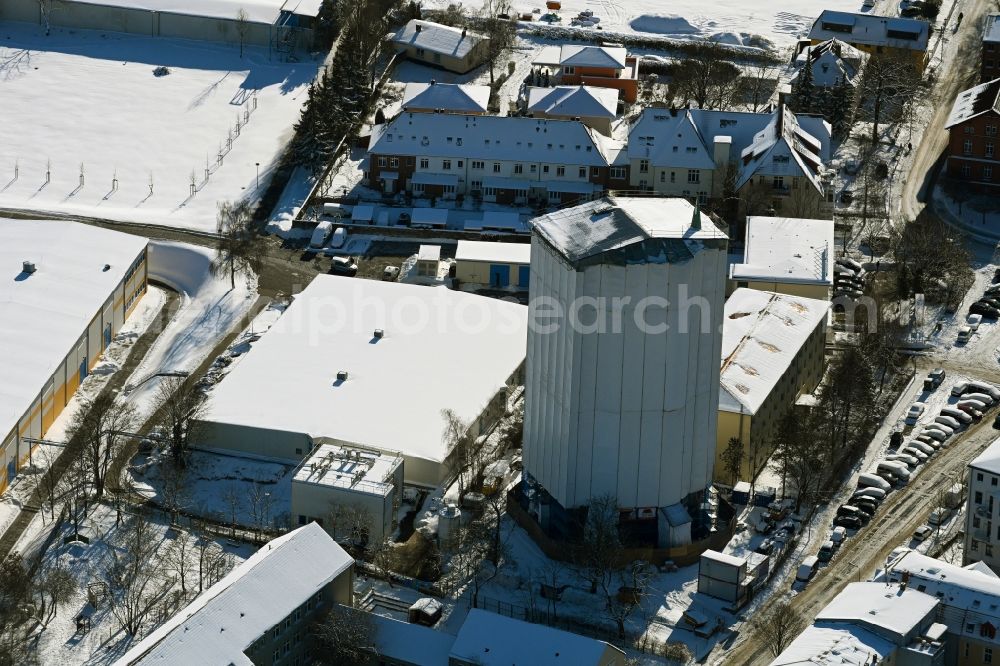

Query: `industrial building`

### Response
(521, 196, 727, 548)
(454, 240, 531, 290)
(194, 275, 527, 487)
(717, 289, 829, 483)
(0, 219, 147, 494)
(0, 0, 320, 55)
(728, 216, 835, 300)
(291, 443, 404, 544)
(116, 523, 354, 666)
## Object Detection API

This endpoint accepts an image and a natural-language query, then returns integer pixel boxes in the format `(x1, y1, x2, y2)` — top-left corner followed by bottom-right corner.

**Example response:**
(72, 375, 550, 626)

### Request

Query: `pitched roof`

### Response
(392, 19, 486, 59)
(730, 216, 834, 286)
(986, 14, 1000, 44)
(401, 81, 490, 113)
(527, 85, 618, 119)
(559, 44, 627, 69)
(530, 196, 725, 268)
(720, 289, 829, 415)
(449, 609, 623, 665)
(116, 524, 353, 666)
(808, 11, 929, 51)
(945, 78, 1000, 128)
(737, 106, 828, 193)
(793, 39, 862, 88)
(369, 113, 612, 166)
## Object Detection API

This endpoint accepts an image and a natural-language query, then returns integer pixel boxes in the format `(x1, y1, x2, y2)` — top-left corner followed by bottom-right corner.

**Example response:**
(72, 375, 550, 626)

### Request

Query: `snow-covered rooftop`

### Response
(401, 81, 490, 114)
(202, 276, 527, 468)
(792, 39, 863, 88)
(945, 78, 1000, 128)
(809, 11, 929, 51)
(720, 289, 830, 415)
(816, 582, 937, 638)
(456, 240, 531, 265)
(369, 113, 612, 166)
(533, 44, 628, 69)
(986, 14, 1000, 43)
(392, 19, 486, 59)
(292, 443, 401, 496)
(736, 106, 828, 194)
(0, 219, 147, 443)
(526, 85, 619, 119)
(770, 624, 894, 666)
(971, 436, 1000, 475)
(449, 609, 623, 665)
(371, 613, 457, 666)
(64, 0, 319, 23)
(730, 216, 834, 286)
(116, 523, 352, 666)
(530, 196, 725, 268)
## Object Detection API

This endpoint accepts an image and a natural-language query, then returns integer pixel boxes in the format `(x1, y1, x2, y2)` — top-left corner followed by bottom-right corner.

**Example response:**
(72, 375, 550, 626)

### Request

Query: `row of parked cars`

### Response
(967, 270, 1000, 320)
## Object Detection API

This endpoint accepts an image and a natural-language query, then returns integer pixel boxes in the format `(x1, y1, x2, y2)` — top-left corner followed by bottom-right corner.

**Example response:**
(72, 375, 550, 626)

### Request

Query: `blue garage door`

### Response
(518, 265, 530, 289)
(489, 264, 510, 287)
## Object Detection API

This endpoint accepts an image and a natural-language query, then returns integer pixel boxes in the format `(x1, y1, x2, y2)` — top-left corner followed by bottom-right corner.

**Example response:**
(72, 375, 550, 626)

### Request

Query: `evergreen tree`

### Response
(795, 48, 816, 114)
(313, 0, 340, 51)
(825, 76, 855, 139)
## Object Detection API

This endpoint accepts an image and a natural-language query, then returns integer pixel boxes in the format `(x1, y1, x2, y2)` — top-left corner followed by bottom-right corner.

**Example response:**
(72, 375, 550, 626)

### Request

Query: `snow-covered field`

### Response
(423, 0, 873, 49)
(0, 22, 319, 232)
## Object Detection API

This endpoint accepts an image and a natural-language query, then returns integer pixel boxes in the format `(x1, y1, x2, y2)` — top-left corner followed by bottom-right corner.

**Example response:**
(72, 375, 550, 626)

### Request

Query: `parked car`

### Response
(905, 402, 926, 425)
(329, 256, 358, 276)
(797, 555, 820, 581)
(889, 430, 904, 449)
(833, 514, 863, 530)
(818, 541, 836, 562)
(857, 473, 891, 492)
(308, 219, 333, 250)
(913, 525, 933, 542)
(928, 368, 946, 385)
(941, 407, 972, 424)
(831, 526, 848, 545)
(755, 539, 775, 555)
(971, 301, 1000, 320)
(877, 462, 910, 485)
(329, 226, 347, 249)
(901, 446, 929, 463)
(922, 425, 952, 441)
(968, 313, 984, 331)
(969, 381, 1000, 401)
(837, 505, 871, 523)
(886, 452, 919, 468)
(993, 412, 1000, 430)
(964, 392, 996, 407)
(850, 495, 879, 512)
(934, 414, 962, 430)
(958, 326, 973, 343)
(959, 397, 991, 411)
(956, 403, 984, 421)
(382, 265, 400, 281)
(853, 487, 887, 501)
(928, 508, 949, 527)
(838, 257, 864, 273)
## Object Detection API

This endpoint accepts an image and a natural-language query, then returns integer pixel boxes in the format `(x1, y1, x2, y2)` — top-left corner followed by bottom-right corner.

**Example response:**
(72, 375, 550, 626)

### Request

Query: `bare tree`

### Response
(452, 517, 510, 608)
(223, 483, 242, 537)
(155, 376, 207, 468)
(856, 55, 920, 143)
(68, 392, 137, 499)
(442, 409, 474, 499)
(60, 453, 91, 540)
(572, 494, 621, 595)
(159, 464, 191, 526)
(670, 41, 742, 109)
(212, 199, 267, 291)
(37, 0, 54, 35)
(739, 61, 777, 113)
(604, 560, 650, 639)
(34, 564, 76, 628)
(235, 8, 250, 58)
(313, 605, 377, 665)
(247, 484, 276, 540)
(478, 0, 516, 86)
(369, 537, 395, 587)
(164, 529, 195, 596)
(662, 642, 693, 664)
(103, 511, 171, 635)
(34, 445, 62, 524)
(753, 600, 806, 657)
(891, 211, 973, 303)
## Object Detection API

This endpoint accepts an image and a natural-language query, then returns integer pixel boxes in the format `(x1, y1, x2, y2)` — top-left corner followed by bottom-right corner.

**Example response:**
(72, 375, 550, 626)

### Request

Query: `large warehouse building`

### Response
(521, 196, 728, 548)
(194, 276, 528, 487)
(0, 219, 148, 493)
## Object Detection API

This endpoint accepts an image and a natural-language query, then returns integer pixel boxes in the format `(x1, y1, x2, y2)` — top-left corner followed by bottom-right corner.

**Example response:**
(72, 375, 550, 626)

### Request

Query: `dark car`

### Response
(971, 302, 1000, 320)
(836, 505, 870, 523)
(755, 539, 775, 555)
(928, 368, 946, 385)
(889, 431, 904, 449)
(833, 514, 863, 530)
(982, 297, 1000, 309)
(994, 413, 1000, 430)
(851, 498, 879, 515)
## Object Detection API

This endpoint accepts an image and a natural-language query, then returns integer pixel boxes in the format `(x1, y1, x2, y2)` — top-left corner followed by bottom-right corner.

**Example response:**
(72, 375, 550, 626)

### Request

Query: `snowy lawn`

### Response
(0, 22, 319, 232)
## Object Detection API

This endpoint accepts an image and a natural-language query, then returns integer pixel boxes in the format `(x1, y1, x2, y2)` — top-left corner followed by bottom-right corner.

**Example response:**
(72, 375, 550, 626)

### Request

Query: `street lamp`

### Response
(255, 162, 260, 190)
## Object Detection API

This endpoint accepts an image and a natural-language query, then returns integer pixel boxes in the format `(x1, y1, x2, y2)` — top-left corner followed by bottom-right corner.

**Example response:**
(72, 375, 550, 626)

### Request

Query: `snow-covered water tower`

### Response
(522, 196, 727, 548)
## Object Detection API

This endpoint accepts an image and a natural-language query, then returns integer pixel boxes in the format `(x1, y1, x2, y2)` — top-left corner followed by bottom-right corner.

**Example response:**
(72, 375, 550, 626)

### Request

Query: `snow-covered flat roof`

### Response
(701, 549, 746, 568)
(393, 19, 486, 58)
(971, 437, 1000, 474)
(456, 240, 531, 265)
(402, 82, 490, 113)
(730, 216, 834, 286)
(530, 196, 725, 268)
(720, 289, 829, 415)
(450, 609, 623, 666)
(202, 276, 527, 466)
(816, 582, 937, 638)
(771, 625, 894, 665)
(64, 0, 317, 24)
(0, 219, 147, 442)
(292, 443, 401, 496)
(116, 523, 352, 666)
(371, 613, 457, 666)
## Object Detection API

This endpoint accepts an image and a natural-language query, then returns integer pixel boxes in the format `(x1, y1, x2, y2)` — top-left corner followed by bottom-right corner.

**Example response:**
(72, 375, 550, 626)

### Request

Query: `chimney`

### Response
(374, 329, 385, 339)
(462, 27, 467, 37)
(336, 370, 349, 382)
(430, 79, 436, 85)
(415, 23, 422, 32)
(22, 260, 36, 274)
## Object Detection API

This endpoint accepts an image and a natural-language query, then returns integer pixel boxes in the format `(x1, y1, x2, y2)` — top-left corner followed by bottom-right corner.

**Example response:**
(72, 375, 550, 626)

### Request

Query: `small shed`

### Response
(411, 208, 449, 229)
(731, 481, 752, 505)
(352, 204, 376, 224)
(698, 550, 750, 607)
(416, 245, 442, 277)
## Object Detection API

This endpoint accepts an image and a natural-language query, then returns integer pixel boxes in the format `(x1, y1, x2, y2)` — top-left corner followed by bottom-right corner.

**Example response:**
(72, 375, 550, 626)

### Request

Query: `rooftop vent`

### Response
(336, 370, 349, 382)
(374, 329, 385, 339)
(22, 261, 36, 274)
(415, 23, 422, 32)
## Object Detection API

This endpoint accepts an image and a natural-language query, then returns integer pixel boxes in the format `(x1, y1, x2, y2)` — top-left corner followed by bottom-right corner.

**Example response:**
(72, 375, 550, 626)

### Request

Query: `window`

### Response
(986, 166, 994, 181)
(298, 515, 307, 525)
(434, 53, 441, 63)
(377, 156, 387, 167)
(470, 180, 481, 190)
(965, 126, 975, 134)
(457, 160, 463, 168)
(965, 139, 974, 155)
(579, 167, 587, 178)
(987, 647, 994, 663)
(542, 165, 549, 174)
(963, 164, 973, 178)
(419, 158, 429, 169)
(988, 143, 995, 157)
(273, 628, 280, 639)
(563, 66, 575, 74)
(988, 125, 999, 136)
(274, 649, 281, 662)
(980, 473, 986, 482)
(493, 162, 501, 173)
(514, 163, 523, 174)
(416, 48, 425, 57)
(974, 540, 980, 551)
(639, 159, 649, 173)
(994, 476, 998, 486)
(610, 166, 626, 179)
(687, 170, 700, 183)
(556, 166, 565, 177)
(670, 171, 676, 183)
(660, 171, 666, 183)
(472, 160, 484, 169)
(975, 516, 982, 528)
(442, 160, 452, 170)
(978, 491, 984, 503)
(389, 157, 398, 168)
(530, 164, 537, 173)
(592, 167, 600, 177)
(989, 545, 995, 557)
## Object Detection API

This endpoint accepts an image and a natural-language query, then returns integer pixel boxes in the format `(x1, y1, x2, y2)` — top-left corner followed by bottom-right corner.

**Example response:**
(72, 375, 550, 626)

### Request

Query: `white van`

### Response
(858, 473, 891, 492)
(308, 219, 333, 250)
(796, 555, 820, 582)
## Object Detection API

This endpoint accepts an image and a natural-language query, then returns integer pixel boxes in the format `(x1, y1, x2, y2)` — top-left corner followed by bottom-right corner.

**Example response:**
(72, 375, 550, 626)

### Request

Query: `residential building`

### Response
(808, 11, 930, 70)
(526, 85, 619, 136)
(532, 44, 639, 102)
(194, 275, 527, 487)
(883, 548, 1000, 665)
(792, 39, 863, 89)
(627, 105, 832, 214)
(369, 608, 626, 666)
(728, 216, 834, 299)
(522, 197, 727, 548)
(0, 219, 147, 494)
(365, 113, 628, 205)
(454, 240, 530, 290)
(392, 19, 490, 74)
(0, 0, 319, 53)
(115, 524, 353, 666)
(717, 289, 829, 483)
(400, 81, 490, 115)
(944, 78, 1000, 192)
(291, 443, 404, 543)
(965, 437, 1000, 573)
(982, 15, 1000, 83)
(772, 582, 946, 665)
